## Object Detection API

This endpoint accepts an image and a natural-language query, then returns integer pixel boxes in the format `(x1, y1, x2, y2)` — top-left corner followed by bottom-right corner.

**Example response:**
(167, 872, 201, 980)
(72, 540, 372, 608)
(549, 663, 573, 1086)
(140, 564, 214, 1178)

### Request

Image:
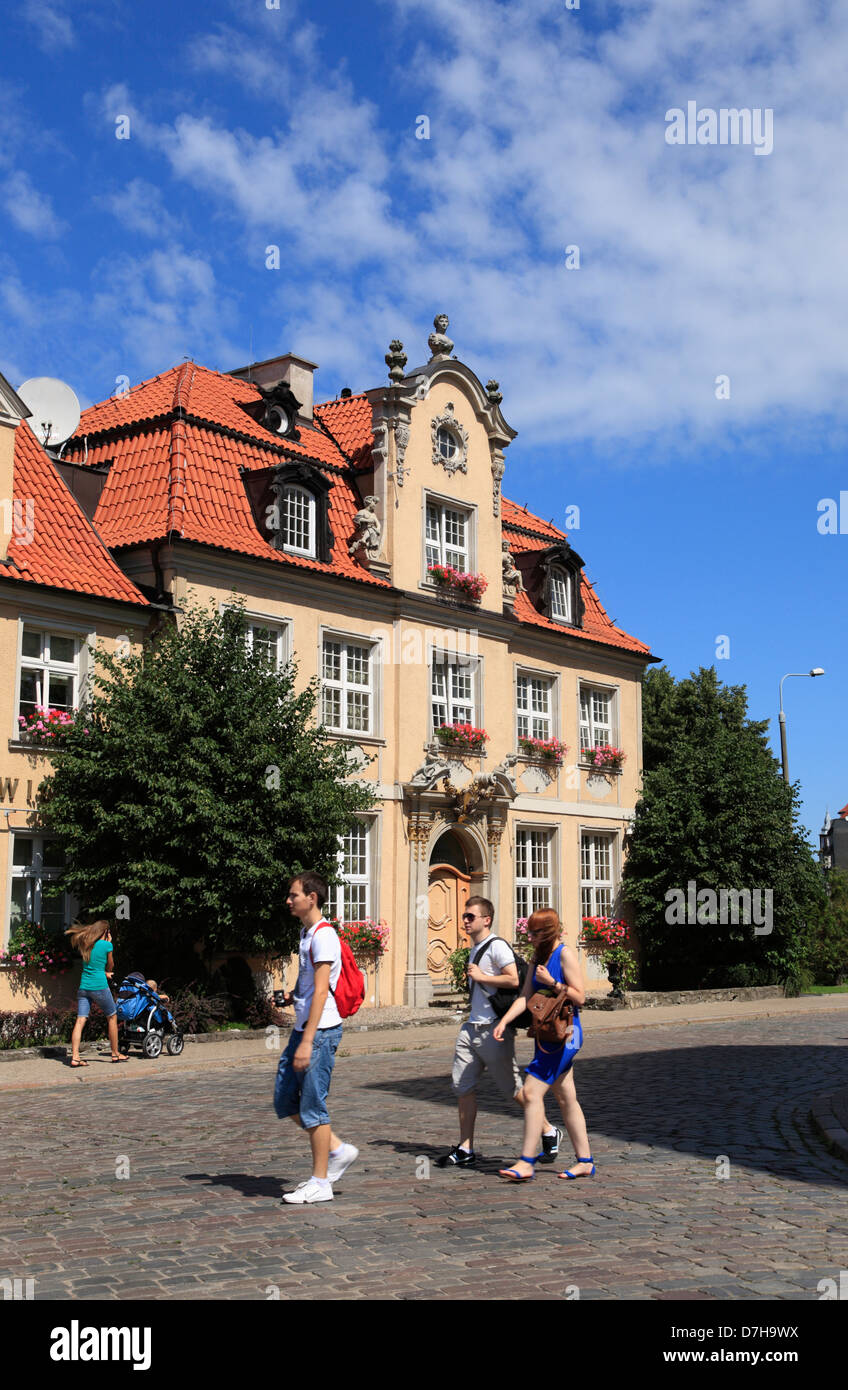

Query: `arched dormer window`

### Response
(279, 484, 315, 557)
(540, 542, 585, 628)
(268, 461, 334, 563)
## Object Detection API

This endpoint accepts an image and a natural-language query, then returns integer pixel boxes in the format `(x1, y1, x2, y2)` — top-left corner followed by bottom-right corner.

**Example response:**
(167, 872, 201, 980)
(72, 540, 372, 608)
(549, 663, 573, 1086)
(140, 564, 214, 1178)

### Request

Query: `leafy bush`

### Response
(446, 946, 470, 994)
(0, 1006, 109, 1049)
(166, 983, 231, 1035)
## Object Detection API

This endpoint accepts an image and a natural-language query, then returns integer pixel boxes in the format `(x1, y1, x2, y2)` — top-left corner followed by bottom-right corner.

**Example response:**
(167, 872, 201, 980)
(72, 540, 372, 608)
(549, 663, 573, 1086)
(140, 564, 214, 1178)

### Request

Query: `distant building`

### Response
(820, 806, 848, 872)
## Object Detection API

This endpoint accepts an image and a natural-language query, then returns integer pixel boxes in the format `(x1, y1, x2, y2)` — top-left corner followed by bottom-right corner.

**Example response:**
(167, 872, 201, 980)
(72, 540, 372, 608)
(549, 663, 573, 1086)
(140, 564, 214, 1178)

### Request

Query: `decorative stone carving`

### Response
(408, 809, 435, 859)
(393, 421, 410, 486)
(428, 313, 454, 361)
(520, 764, 555, 796)
(487, 812, 507, 861)
(501, 540, 524, 597)
(586, 772, 613, 801)
(486, 379, 503, 407)
(490, 752, 520, 797)
(441, 772, 497, 824)
(490, 447, 505, 516)
(385, 340, 408, 383)
(371, 420, 389, 470)
(431, 403, 469, 477)
(348, 495, 382, 564)
(409, 747, 451, 788)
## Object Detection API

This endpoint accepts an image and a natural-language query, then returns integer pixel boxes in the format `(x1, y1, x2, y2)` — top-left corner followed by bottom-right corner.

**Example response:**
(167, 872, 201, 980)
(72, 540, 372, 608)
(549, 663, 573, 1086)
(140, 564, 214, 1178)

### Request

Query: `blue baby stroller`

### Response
(115, 972, 184, 1059)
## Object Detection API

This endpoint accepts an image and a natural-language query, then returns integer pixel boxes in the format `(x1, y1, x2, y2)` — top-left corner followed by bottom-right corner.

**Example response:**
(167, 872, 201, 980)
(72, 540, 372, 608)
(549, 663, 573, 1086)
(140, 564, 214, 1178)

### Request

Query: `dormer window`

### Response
(262, 461, 334, 564)
(538, 541, 584, 628)
(550, 570, 574, 624)
(279, 485, 315, 557)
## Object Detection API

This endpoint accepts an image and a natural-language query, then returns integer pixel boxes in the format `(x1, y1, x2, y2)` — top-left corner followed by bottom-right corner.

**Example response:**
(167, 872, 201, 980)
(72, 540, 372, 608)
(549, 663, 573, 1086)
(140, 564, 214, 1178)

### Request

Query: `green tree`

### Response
(808, 869, 848, 985)
(623, 666, 824, 993)
(38, 600, 374, 978)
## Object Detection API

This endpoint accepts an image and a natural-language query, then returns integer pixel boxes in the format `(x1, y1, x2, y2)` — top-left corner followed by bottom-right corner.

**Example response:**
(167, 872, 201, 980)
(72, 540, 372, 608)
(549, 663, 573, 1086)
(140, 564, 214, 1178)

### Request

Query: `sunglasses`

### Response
(461, 913, 477, 922)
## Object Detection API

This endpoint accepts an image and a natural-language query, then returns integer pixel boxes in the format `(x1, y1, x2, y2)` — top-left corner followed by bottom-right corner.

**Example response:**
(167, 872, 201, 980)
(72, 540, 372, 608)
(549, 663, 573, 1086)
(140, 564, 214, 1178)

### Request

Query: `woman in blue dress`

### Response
(493, 908, 594, 1181)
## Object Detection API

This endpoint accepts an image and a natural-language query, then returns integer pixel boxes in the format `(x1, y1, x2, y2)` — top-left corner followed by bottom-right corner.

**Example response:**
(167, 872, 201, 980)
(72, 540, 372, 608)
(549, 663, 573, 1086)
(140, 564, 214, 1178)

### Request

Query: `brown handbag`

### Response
(527, 990, 574, 1047)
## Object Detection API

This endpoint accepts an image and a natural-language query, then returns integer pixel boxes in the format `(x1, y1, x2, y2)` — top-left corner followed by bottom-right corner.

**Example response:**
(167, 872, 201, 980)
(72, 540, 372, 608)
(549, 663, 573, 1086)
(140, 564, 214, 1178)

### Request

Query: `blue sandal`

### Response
(559, 1155, 595, 1179)
(498, 1155, 538, 1182)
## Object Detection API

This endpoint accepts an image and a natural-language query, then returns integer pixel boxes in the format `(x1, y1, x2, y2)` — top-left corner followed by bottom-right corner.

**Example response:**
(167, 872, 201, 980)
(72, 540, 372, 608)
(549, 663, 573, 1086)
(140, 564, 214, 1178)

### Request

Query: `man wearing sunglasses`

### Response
(436, 897, 561, 1167)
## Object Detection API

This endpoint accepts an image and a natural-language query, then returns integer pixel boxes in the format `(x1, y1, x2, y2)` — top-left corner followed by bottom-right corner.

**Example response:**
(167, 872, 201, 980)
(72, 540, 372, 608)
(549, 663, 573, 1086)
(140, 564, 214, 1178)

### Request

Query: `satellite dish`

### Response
(17, 377, 81, 448)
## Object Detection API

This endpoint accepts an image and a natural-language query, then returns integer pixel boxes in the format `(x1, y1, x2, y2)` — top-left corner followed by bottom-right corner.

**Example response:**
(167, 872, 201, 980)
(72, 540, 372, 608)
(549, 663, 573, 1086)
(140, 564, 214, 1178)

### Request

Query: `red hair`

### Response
(527, 908, 561, 965)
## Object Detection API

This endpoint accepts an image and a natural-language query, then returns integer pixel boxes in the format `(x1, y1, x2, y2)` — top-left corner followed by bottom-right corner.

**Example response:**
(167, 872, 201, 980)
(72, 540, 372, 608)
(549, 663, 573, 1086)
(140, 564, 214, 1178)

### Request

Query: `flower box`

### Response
(427, 564, 488, 604)
(518, 736, 567, 765)
(335, 918, 390, 959)
(17, 706, 88, 745)
(0, 920, 74, 974)
(434, 722, 489, 754)
(581, 744, 625, 772)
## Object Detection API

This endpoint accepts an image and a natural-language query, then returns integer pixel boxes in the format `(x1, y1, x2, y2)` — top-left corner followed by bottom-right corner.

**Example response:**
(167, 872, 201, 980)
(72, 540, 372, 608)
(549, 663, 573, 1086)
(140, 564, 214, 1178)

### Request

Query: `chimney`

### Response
(228, 353, 318, 422)
(0, 373, 30, 562)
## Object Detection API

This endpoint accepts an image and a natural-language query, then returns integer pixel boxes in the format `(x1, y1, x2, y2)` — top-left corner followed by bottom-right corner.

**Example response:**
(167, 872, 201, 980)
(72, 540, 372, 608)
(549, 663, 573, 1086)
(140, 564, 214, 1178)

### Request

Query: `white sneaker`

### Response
(281, 1179, 334, 1204)
(326, 1143, 359, 1184)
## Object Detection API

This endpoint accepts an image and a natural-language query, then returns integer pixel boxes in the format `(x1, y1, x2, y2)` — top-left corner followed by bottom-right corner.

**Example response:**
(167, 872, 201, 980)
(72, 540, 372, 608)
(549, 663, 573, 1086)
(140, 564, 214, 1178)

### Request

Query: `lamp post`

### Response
(778, 669, 825, 784)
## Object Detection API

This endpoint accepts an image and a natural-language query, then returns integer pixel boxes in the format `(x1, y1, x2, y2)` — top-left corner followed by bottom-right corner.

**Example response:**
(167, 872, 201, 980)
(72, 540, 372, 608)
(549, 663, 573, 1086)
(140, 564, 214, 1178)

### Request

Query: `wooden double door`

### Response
(427, 864, 471, 991)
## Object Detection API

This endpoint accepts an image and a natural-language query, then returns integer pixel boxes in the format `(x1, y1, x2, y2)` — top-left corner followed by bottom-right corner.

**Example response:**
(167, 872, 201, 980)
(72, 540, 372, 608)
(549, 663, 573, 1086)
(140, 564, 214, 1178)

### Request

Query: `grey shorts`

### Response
(451, 1022, 522, 1100)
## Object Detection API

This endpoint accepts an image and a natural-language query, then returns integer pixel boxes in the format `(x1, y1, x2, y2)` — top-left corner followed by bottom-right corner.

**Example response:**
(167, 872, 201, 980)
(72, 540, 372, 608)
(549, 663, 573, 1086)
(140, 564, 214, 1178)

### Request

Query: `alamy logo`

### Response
(50, 1321, 151, 1372)
(664, 881, 773, 935)
(1, 1276, 35, 1299)
(0, 499, 35, 546)
(665, 102, 773, 156)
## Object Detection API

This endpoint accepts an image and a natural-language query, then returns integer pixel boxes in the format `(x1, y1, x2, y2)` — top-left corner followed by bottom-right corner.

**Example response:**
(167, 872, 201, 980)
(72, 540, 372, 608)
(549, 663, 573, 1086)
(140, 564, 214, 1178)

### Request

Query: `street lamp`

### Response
(778, 668, 825, 784)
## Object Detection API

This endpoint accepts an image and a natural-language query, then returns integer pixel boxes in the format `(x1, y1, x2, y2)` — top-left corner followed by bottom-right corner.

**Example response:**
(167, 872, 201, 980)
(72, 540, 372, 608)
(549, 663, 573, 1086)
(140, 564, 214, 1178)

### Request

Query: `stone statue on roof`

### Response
(428, 314, 454, 361)
(349, 495, 382, 564)
(501, 540, 524, 597)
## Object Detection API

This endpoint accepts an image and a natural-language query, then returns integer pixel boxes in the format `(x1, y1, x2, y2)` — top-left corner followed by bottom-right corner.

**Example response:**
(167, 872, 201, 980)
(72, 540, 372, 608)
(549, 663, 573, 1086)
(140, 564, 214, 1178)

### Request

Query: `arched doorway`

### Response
(427, 830, 472, 992)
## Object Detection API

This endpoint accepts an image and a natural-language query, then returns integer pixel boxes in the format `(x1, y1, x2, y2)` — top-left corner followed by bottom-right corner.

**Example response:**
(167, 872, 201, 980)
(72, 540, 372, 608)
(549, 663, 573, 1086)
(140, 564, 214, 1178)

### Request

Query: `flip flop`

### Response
(111, 1055, 129, 1063)
(70, 1059, 88, 1067)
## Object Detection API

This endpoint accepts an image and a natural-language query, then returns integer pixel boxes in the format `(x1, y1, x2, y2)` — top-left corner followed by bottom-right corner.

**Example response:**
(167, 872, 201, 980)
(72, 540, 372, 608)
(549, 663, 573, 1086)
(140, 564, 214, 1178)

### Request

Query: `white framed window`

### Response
(321, 635, 377, 735)
(580, 831, 617, 918)
(515, 826, 556, 919)
(430, 650, 479, 731)
(436, 426, 460, 465)
(279, 485, 315, 557)
(18, 627, 82, 724)
(246, 618, 290, 670)
(550, 569, 574, 623)
(9, 834, 73, 939)
(516, 671, 555, 742)
(333, 818, 377, 922)
(425, 497, 471, 574)
(579, 684, 615, 755)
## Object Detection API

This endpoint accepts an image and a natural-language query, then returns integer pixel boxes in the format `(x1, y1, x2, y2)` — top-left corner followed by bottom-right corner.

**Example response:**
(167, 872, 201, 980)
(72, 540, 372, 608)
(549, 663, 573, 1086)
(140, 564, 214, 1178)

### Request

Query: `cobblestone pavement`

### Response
(2, 1011, 847, 1301)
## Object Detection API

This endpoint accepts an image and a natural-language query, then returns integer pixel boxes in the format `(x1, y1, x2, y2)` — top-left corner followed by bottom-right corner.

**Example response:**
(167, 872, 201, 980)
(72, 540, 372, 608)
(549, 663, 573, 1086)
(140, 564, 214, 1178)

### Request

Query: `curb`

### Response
(809, 1092, 848, 1164)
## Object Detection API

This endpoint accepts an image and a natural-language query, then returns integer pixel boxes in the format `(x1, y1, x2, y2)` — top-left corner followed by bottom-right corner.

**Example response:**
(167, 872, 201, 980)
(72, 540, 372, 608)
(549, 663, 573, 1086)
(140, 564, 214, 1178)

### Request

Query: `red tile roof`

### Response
(62, 365, 651, 654)
(0, 421, 147, 607)
(64, 365, 389, 589)
(315, 393, 374, 469)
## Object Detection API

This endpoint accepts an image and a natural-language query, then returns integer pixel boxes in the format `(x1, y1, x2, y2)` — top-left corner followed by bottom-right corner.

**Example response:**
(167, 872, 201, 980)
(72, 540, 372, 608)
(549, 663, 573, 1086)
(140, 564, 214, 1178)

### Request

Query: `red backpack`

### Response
(310, 925, 365, 1019)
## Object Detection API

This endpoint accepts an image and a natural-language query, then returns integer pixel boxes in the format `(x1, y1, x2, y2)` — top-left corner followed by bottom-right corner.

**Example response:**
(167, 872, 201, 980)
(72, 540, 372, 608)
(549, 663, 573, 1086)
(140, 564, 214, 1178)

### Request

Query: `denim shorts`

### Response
(77, 988, 117, 1019)
(273, 1025, 342, 1129)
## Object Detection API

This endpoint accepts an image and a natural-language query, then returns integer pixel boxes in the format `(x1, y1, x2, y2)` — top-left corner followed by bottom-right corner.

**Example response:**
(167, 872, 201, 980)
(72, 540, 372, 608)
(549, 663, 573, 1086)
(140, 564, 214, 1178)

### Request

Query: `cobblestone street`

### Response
(2, 1010, 848, 1301)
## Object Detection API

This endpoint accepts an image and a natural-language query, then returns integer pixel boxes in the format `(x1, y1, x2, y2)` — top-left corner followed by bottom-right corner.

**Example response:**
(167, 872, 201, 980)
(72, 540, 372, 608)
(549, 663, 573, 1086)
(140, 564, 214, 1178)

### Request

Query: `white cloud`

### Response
(1, 170, 65, 238)
(84, 0, 848, 446)
(99, 179, 182, 241)
(20, 0, 76, 53)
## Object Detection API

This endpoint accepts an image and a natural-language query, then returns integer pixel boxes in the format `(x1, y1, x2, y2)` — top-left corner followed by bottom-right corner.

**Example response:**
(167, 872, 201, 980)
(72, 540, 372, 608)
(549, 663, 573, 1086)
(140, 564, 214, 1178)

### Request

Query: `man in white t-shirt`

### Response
(436, 896, 561, 1167)
(273, 872, 358, 1204)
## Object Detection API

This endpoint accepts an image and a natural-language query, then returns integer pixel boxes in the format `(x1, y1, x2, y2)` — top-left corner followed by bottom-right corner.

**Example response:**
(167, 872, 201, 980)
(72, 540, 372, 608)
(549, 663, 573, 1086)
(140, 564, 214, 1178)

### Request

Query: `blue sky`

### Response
(2, 0, 845, 843)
